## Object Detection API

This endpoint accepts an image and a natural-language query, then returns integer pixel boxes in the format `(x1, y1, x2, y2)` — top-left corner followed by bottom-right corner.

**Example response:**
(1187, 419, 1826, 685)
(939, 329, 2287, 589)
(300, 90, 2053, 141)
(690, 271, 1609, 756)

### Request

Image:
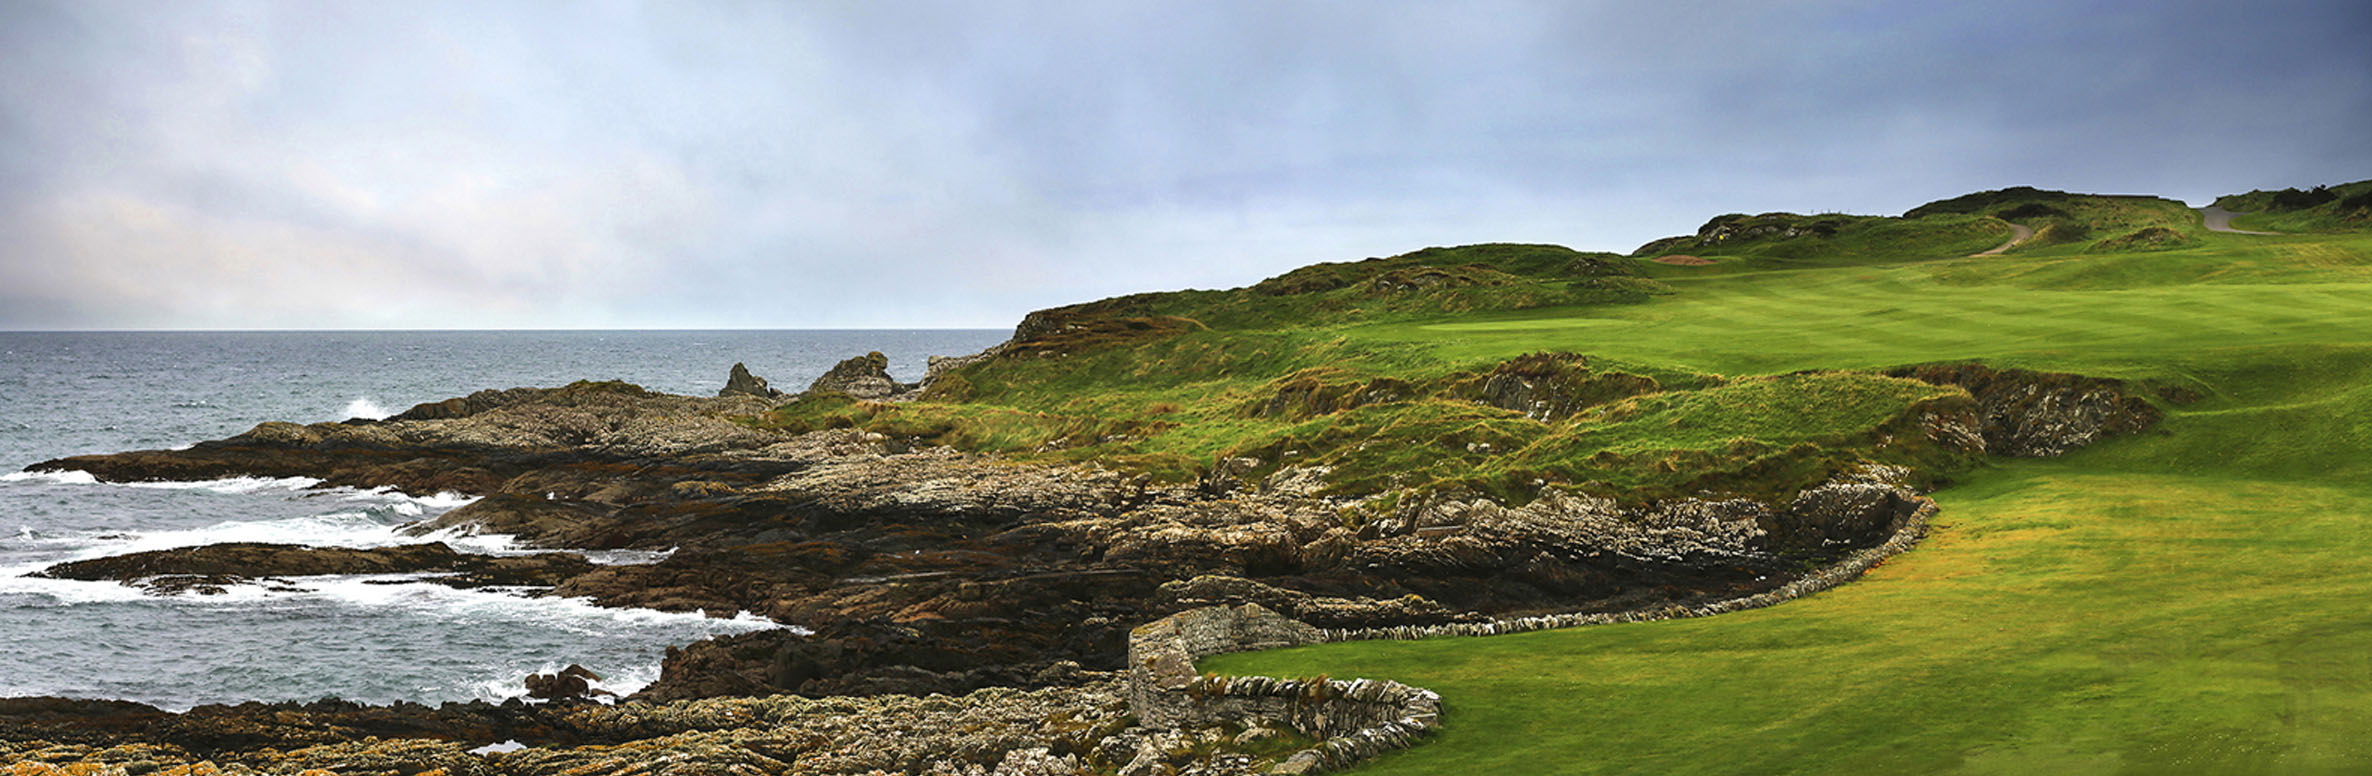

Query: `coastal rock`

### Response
(0, 680, 1298, 775)
(34, 542, 596, 593)
(809, 351, 915, 400)
(388, 387, 544, 422)
(719, 361, 785, 399)
(524, 665, 613, 702)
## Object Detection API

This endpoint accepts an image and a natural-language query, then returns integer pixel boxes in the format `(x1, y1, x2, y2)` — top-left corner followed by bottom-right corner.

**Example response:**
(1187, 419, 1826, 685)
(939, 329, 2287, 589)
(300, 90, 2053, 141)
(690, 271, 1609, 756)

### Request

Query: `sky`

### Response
(2, 1, 2368, 330)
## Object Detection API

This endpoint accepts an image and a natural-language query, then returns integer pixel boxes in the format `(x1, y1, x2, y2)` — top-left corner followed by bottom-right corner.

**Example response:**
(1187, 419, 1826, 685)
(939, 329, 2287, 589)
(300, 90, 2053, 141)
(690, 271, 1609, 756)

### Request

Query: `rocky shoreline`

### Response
(1, 339, 2166, 772)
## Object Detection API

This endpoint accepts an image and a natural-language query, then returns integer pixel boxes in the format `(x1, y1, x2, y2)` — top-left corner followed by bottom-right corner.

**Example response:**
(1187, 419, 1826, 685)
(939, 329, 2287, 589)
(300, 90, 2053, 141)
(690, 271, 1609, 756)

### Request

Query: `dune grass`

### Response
(2218, 179, 2372, 234)
(1201, 222, 2372, 773)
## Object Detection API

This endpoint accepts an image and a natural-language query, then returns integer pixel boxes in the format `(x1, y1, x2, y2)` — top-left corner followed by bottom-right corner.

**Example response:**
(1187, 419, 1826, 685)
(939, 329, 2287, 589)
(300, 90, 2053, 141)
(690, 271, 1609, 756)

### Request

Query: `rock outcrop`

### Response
(523, 665, 613, 702)
(718, 362, 784, 398)
(808, 351, 915, 400)
(1888, 363, 2161, 457)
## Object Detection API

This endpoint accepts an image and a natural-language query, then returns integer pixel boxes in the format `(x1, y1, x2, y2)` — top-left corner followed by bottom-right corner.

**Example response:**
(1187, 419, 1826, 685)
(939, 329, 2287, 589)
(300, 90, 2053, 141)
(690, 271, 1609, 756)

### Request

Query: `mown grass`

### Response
(1202, 216, 2372, 773)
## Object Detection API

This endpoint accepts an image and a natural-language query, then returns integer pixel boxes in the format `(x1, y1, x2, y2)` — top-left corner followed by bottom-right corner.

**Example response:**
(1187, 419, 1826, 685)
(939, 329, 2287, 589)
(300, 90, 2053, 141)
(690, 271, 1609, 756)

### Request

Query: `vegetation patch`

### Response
(2217, 178, 2372, 233)
(1631, 211, 2006, 266)
(2090, 225, 2195, 252)
(1904, 186, 2204, 255)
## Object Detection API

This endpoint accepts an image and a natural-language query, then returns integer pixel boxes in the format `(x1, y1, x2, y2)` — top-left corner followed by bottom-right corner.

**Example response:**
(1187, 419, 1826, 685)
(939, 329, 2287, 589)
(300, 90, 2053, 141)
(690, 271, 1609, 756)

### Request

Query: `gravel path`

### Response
(1973, 222, 2036, 256)
(2199, 205, 2279, 235)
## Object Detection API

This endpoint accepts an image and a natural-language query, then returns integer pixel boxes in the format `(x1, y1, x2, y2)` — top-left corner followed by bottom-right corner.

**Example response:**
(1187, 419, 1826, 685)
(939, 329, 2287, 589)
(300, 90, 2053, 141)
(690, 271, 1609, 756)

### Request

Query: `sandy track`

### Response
(2199, 205, 2279, 235)
(1973, 222, 2036, 256)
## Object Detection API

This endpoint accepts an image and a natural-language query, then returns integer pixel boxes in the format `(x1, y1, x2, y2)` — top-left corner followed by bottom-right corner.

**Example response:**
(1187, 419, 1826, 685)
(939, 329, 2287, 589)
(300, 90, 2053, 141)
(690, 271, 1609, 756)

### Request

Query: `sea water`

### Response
(0, 329, 1006, 710)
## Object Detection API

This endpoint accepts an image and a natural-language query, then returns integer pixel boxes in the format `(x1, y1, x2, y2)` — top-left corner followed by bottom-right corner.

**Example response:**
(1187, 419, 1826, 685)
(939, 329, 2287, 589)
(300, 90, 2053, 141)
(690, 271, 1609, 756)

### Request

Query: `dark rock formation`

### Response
(719, 361, 784, 398)
(1469, 352, 1661, 420)
(388, 387, 544, 422)
(35, 542, 595, 594)
(807, 351, 915, 400)
(1888, 363, 2161, 457)
(523, 665, 613, 702)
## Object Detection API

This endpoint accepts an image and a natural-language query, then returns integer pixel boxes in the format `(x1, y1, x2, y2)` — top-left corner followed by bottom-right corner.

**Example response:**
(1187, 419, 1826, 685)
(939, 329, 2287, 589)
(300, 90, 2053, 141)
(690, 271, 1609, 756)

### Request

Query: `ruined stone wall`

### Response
(1322, 494, 1936, 642)
(1126, 603, 1441, 773)
(1125, 492, 1938, 773)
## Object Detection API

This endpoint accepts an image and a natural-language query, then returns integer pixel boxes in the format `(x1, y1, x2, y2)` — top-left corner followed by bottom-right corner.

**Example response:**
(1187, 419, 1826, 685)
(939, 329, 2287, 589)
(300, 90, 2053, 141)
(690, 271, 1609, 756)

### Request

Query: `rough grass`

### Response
(1631, 212, 2009, 268)
(2216, 179, 2372, 233)
(1201, 212, 2372, 773)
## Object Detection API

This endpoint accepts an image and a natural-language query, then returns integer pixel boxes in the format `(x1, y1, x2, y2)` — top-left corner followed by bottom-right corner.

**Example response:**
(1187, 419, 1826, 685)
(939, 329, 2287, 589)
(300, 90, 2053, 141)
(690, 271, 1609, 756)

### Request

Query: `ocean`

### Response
(0, 329, 1008, 711)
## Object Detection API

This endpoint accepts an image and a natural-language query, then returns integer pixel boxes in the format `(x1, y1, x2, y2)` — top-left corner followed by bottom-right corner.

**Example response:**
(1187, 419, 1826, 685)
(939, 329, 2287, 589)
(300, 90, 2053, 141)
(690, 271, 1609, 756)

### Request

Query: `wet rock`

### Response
(34, 542, 595, 593)
(523, 665, 613, 702)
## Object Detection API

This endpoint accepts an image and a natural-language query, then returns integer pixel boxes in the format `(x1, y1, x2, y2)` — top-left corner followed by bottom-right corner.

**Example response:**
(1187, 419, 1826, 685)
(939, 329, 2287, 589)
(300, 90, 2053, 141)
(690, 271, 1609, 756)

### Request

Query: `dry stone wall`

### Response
(1125, 492, 1938, 774)
(1127, 603, 1440, 774)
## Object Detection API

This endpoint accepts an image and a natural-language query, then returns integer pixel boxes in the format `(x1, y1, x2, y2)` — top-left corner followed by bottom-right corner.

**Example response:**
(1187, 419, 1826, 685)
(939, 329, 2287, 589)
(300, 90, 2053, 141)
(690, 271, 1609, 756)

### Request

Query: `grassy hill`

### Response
(757, 183, 2372, 773)
(2215, 179, 2372, 233)
(1903, 186, 2206, 254)
(1195, 194, 2372, 773)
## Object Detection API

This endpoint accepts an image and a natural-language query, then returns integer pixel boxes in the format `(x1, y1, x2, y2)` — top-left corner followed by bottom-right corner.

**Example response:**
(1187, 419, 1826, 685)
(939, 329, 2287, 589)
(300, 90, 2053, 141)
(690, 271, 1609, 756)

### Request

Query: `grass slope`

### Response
(2216, 179, 2372, 234)
(761, 242, 1978, 504)
(1200, 213, 2372, 773)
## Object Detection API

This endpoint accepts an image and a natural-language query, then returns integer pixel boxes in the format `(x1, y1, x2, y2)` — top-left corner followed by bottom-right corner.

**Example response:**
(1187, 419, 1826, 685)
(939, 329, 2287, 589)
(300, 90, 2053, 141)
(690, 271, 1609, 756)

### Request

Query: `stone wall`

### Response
(1124, 492, 1939, 774)
(1321, 494, 1936, 642)
(1126, 603, 1440, 774)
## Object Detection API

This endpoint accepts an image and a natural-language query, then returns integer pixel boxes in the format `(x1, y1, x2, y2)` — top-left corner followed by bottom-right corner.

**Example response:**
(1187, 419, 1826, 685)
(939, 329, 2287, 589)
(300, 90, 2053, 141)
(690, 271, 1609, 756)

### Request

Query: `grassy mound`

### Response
(1631, 211, 2008, 268)
(1905, 186, 2205, 254)
(2216, 179, 2372, 233)
(2090, 225, 2195, 252)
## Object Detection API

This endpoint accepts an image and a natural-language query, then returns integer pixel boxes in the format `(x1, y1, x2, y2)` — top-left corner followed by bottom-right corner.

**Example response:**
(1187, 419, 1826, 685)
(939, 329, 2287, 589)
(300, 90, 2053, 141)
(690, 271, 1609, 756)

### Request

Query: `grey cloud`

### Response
(1, 0, 2367, 330)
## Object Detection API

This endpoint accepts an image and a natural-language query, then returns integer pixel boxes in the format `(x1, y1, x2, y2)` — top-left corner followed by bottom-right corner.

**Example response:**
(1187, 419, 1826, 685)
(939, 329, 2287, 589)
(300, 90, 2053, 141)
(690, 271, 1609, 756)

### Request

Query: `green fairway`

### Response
(1201, 225, 2372, 773)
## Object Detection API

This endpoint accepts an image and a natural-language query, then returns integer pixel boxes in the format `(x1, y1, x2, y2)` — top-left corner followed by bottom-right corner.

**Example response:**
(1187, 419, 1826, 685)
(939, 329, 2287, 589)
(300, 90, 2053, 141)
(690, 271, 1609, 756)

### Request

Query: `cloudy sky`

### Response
(3, 1, 2367, 330)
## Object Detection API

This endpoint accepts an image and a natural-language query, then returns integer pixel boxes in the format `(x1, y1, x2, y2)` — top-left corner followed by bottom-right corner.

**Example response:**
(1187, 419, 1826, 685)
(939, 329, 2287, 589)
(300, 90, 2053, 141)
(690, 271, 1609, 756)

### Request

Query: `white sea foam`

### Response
(1, 471, 326, 494)
(344, 396, 392, 420)
(40, 511, 499, 564)
(468, 660, 662, 705)
(242, 575, 785, 638)
(121, 475, 324, 493)
(0, 470, 99, 485)
(0, 571, 154, 605)
(415, 491, 477, 509)
(340, 486, 480, 511)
